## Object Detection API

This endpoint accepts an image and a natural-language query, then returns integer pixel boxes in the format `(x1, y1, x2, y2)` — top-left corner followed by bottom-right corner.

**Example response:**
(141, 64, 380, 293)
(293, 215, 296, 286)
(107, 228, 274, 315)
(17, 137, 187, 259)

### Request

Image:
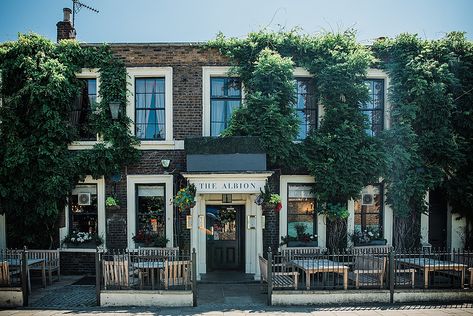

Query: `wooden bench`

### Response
(348, 255, 386, 289)
(137, 247, 179, 288)
(28, 249, 60, 285)
(352, 245, 392, 255)
(259, 255, 298, 290)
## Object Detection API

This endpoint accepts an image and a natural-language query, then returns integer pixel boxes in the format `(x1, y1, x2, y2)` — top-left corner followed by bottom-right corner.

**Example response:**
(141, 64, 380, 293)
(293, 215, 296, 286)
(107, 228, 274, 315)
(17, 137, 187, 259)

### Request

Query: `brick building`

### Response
(26, 8, 463, 277)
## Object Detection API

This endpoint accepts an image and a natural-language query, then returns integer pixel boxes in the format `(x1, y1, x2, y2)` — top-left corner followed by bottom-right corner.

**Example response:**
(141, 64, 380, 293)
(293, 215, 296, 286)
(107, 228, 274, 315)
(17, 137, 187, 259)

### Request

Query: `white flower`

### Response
(368, 231, 374, 237)
(71, 238, 75, 242)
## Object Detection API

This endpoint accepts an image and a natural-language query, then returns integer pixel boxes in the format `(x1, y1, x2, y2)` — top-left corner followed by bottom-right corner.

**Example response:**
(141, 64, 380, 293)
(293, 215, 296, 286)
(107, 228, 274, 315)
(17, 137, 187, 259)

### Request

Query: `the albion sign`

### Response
(192, 180, 266, 193)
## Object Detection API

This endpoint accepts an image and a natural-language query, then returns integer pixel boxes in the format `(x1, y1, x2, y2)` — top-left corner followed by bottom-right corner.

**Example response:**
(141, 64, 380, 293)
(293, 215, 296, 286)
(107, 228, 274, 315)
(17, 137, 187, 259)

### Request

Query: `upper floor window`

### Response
(210, 77, 241, 136)
(294, 78, 317, 140)
(287, 184, 317, 246)
(362, 79, 384, 136)
(71, 79, 97, 140)
(135, 78, 166, 140)
(353, 184, 384, 245)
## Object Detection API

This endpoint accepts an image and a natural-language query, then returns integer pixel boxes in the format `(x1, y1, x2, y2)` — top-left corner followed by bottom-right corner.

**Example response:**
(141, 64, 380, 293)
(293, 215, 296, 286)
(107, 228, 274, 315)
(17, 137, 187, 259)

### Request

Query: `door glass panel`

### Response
(206, 206, 237, 241)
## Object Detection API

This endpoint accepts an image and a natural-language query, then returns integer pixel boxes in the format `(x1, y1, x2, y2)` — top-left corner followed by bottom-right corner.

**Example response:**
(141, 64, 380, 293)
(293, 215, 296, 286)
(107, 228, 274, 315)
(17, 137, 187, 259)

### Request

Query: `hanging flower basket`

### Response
(174, 183, 196, 212)
(254, 182, 282, 212)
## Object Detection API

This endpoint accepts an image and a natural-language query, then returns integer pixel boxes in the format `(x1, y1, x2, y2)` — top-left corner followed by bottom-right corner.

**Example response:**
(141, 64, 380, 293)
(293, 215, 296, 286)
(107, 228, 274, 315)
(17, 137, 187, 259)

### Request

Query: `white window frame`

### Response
(279, 175, 327, 248)
(126, 67, 174, 149)
(69, 68, 102, 150)
(366, 69, 391, 131)
(126, 175, 174, 249)
(202, 66, 244, 137)
(60, 175, 106, 252)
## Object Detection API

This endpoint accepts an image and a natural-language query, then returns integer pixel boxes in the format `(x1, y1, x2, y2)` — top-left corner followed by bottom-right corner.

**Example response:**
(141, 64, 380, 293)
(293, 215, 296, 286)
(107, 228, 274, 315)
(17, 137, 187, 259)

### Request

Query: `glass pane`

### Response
(354, 184, 383, 241)
(227, 78, 241, 97)
(211, 100, 226, 122)
(70, 184, 98, 234)
(137, 184, 165, 236)
(211, 122, 225, 137)
(155, 93, 165, 108)
(136, 79, 146, 93)
(206, 207, 237, 241)
(289, 185, 315, 198)
(226, 100, 241, 120)
(211, 78, 225, 97)
(136, 94, 146, 108)
(87, 79, 97, 95)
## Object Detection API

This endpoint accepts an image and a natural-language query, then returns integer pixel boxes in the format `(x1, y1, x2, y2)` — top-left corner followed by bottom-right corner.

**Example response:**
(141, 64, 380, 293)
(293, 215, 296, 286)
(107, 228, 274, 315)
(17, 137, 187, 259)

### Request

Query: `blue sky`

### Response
(1, 0, 472, 43)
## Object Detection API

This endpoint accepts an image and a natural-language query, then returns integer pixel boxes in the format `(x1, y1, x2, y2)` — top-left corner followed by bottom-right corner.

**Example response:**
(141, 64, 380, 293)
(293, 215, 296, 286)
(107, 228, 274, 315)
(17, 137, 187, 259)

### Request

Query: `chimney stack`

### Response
(56, 8, 76, 42)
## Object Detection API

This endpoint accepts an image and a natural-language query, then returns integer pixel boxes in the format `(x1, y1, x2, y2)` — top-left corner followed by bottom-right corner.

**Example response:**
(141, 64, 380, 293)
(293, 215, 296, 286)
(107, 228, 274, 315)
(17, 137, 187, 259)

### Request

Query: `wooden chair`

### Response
(103, 256, 129, 290)
(28, 249, 60, 285)
(259, 255, 298, 290)
(163, 260, 190, 290)
(348, 255, 386, 289)
(137, 247, 179, 289)
(0, 261, 10, 286)
(352, 245, 392, 255)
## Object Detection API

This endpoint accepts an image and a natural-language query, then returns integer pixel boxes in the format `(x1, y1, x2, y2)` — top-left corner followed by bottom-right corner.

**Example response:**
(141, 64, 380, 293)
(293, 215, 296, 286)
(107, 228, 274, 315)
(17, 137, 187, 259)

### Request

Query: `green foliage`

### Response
(372, 33, 471, 248)
(220, 47, 299, 166)
(0, 33, 139, 248)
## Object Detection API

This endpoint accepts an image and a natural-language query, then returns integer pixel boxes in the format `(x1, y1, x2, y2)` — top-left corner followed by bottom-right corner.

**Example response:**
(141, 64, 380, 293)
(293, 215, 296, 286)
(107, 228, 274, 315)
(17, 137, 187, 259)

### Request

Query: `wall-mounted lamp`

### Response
(161, 159, 171, 169)
(222, 194, 232, 203)
(109, 101, 121, 120)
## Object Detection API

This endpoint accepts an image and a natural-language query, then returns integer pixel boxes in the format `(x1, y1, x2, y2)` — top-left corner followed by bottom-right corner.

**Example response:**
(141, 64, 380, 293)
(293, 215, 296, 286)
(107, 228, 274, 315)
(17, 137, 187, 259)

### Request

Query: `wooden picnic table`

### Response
(397, 257, 466, 289)
(132, 261, 164, 290)
(290, 259, 349, 290)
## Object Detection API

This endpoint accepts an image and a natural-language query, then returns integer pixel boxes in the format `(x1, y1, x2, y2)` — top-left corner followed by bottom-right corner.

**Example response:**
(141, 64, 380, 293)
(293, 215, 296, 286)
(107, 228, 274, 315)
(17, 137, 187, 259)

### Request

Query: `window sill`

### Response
(68, 141, 102, 150)
(59, 248, 98, 253)
(136, 140, 184, 150)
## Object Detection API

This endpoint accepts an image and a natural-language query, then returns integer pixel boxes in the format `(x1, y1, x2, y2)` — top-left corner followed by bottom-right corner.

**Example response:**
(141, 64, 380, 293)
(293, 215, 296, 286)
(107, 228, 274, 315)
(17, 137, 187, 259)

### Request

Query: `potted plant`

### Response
(255, 182, 282, 212)
(132, 229, 169, 247)
(281, 223, 318, 247)
(174, 183, 196, 212)
(61, 231, 104, 248)
(105, 196, 120, 211)
(351, 226, 386, 246)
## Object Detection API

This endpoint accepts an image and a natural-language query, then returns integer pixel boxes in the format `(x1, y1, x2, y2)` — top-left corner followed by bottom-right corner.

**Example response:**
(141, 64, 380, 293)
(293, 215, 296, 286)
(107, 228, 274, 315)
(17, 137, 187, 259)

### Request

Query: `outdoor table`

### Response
(132, 261, 164, 290)
(290, 259, 349, 290)
(397, 257, 466, 289)
(7, 258, 46, 291)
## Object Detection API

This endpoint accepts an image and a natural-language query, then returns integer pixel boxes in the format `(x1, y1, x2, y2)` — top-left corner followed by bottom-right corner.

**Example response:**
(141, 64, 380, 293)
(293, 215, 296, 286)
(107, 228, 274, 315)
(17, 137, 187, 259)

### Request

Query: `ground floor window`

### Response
(353, 184, 384, 245)
(287, 184, 317, 246)
(134, 184, 167, 246)
(70, 184, 98, 234)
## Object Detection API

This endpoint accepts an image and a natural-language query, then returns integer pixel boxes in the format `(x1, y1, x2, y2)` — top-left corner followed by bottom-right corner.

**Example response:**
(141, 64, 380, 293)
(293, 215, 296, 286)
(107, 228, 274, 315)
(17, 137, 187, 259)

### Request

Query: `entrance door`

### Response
(206, 205, 244, 271)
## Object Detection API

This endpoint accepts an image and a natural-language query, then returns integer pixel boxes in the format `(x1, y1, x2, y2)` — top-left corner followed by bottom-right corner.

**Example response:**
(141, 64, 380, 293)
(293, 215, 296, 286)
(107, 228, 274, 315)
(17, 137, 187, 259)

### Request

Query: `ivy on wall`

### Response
(209, 30, 385, 250)
(372, 33, 470, 248)
(0, 34, 139, 248)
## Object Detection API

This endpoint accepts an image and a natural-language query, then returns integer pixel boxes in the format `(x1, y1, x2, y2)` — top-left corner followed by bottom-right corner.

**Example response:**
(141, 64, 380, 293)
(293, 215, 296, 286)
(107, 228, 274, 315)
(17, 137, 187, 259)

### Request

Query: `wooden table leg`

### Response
(41, 261, 46, 288)
(306, 271, 310, 290)
(343, 268, 348, 290)
(424, 268, 429, 289)
(461, 268, 465, 288)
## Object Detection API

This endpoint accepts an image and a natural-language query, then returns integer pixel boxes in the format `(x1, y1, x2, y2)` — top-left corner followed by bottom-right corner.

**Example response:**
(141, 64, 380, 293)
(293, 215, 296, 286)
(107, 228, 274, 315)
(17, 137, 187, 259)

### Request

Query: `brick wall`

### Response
(60, 251, 95, 275)
(262, 172, 281, 256)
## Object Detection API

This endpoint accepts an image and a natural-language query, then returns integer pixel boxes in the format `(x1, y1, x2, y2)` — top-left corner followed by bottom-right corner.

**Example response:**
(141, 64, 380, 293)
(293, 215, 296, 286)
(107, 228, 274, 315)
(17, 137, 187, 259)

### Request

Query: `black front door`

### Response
(206, 205, 244, 271)
(429, 188, 448, 248)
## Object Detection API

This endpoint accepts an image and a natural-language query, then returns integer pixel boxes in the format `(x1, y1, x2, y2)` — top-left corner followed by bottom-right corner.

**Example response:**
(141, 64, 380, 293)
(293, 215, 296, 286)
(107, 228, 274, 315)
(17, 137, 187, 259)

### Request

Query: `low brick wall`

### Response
(60, 250, 96, 275)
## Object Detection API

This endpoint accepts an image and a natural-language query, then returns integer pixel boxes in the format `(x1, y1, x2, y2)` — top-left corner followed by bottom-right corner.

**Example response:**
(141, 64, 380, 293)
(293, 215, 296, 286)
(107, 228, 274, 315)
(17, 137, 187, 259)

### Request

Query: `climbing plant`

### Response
(372, 33, 467, 249)
(209, 30, 385, 250)
(0, 33, 139, 248)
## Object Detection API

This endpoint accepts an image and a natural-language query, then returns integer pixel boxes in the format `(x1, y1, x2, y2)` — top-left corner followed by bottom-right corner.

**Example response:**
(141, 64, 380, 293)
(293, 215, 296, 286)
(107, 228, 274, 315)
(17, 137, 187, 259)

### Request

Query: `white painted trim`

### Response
(60, 176, 106, 247)
(279, 175, 324, 248)
(366, 68, 391, 131)
(69, 68, 101, 147)
(202, 66, 236, 137)
(126, 175, 174, 249)
(126, 67, 173, 148)
(293, 67, 311, 77)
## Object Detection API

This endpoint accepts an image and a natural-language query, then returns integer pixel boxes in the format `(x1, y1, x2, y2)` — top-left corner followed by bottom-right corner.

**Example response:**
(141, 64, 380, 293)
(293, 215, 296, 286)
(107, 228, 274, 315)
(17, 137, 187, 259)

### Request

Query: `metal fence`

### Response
(96, 248, 197, 306)
(267, 248, 473, 293)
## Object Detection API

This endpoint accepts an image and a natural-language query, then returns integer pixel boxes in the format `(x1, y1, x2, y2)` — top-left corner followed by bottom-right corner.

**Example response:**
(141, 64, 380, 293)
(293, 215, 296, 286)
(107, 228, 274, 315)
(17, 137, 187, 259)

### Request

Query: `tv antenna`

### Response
(72, 0, 99, 27)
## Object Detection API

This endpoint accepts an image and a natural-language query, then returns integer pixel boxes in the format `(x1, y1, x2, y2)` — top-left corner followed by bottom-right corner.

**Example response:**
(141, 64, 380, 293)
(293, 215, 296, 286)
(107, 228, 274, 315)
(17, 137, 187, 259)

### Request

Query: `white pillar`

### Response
(318, 215, 326, 248)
